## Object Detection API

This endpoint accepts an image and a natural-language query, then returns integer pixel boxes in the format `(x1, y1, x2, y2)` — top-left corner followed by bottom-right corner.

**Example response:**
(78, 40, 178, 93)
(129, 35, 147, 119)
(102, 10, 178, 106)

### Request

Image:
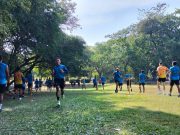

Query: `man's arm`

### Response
(6, 66, 10, 86)
(63, 66, 68, 74)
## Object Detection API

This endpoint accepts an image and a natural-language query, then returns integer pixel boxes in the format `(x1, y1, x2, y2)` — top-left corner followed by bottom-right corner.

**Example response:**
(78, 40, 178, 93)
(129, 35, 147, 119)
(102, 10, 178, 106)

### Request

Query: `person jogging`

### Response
(53, 57, 68, 107)
(0, 55, 10, 112)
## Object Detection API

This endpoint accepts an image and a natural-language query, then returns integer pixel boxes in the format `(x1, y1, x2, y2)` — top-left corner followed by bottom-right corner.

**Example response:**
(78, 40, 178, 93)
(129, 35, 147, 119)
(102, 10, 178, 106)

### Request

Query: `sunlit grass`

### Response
(0, 84, 180, 135)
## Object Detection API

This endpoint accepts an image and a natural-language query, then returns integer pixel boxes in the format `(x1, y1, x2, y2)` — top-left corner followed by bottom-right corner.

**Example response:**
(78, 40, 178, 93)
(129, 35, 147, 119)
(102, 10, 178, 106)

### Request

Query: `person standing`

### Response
(82, 78, 86, 90)
(101, 76, 106, 90)
(53, 58, 68, 107)
(125, 73, 133, 94)
(0, 55, 10, 112)
(169, 61, 180, 97)
(26, 71, 33, 100)
(139, 70, 146, 93)
(113, 68, 122, 93)
(14, 66, 23, 100)
(156, 62, 169, 95)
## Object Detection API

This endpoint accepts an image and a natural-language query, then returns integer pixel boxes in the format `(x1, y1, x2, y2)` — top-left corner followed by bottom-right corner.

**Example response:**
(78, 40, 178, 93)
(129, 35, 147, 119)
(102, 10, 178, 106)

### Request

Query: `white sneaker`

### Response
(57, 101, 61, 106)
(19, 97, 22, 100)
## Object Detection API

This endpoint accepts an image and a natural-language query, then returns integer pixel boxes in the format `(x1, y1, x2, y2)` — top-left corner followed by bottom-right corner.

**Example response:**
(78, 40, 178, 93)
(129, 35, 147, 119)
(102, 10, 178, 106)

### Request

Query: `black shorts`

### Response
(93, 83, 97, 87)
(54, 78, 65, 89)
(102, 82, 105, 85)
(118, 83, 123, 86)
(0, 84, 6, 94)
(115, 80, 119, 83)
(170, 80, 179, 86)
(28, 83, 32, 88)
(158, 78, 166, 82)
(127, 80, 131, 86)
(15, 84, 23, 89)
(139, 83, 145, 86)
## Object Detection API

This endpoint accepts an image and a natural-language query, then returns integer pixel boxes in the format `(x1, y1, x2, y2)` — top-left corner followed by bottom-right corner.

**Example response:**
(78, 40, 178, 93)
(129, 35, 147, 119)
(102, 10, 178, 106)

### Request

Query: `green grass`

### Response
(0, 84, 180, 135)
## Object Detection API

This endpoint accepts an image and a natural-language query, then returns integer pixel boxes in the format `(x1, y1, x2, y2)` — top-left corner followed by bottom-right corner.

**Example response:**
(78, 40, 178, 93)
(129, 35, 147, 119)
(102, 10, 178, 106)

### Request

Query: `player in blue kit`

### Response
(139, 70, 146, 93)
(53, 57, 68, 106)
(0, 55, 10, 112)
(113, 68, 122, 93)
(169, 61, 180, 97)
(101, 76, 106, 90)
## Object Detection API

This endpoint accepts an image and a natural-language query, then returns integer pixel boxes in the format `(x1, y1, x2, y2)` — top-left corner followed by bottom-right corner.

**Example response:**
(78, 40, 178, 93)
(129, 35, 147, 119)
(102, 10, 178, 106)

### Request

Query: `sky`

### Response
(66, 0, 180, 45)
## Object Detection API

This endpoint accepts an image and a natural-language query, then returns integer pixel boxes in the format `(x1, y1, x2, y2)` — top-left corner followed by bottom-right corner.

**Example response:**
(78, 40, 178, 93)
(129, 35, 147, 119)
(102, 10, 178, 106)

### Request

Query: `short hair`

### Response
(172, 61, 177, 65)
(16, 66, 20, 71)
(56, 57, 61, 60)
(141, 70, 144, 73)
(159, 62, 162, 65)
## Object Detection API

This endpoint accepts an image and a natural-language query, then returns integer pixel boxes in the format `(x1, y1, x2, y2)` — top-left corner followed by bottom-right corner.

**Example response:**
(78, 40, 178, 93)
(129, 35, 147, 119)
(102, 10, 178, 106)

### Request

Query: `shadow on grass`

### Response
(1, 89, 180, 135)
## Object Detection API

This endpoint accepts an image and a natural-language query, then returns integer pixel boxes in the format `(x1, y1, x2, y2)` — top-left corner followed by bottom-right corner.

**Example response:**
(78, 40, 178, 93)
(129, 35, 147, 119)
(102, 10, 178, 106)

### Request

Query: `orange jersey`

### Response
(157, 66, 168, 78)
(14, 71, 23, 84)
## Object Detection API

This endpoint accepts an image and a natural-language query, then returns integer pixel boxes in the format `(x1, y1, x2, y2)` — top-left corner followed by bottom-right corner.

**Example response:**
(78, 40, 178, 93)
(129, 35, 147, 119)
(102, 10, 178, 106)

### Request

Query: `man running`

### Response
(14, 66, 23, 100)
(125, 73, 133, 94)
(113, 68, 122, 93)
(156, 62, 168, 95)
(169, 61, 180, 97)
(139, 70, 146, 93)
(53, 58, 68, 106)
(0, 55, 9, 112)
(101, 76, 106, 90)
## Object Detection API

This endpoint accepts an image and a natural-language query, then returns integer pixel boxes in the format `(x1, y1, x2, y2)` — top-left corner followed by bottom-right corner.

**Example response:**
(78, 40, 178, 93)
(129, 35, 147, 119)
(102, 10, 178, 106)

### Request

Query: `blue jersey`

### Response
(53, 64, 68, 79)
(125, 74, 132, 80)
(139, 73, 146, 83)
(170, 66, 180, 80)
(27, 73, 33, 83)
(119, 77, 123, 83)
(93, 78, 97, 84)
(35, 80, 39, 85)
(114, 71, 121, 80)
(0, 62, 8, 84)
(101, 76, 106, 83)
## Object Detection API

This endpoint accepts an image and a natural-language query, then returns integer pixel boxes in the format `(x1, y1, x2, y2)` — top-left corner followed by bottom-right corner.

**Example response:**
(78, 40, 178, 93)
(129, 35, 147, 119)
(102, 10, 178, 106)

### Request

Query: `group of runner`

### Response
(0, 54, 179, 111)
(112, 61, 180, 97)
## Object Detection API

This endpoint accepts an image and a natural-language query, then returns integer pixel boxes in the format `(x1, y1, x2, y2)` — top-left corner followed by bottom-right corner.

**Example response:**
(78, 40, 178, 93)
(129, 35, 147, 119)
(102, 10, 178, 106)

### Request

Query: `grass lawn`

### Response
(0, 84, 180, 135)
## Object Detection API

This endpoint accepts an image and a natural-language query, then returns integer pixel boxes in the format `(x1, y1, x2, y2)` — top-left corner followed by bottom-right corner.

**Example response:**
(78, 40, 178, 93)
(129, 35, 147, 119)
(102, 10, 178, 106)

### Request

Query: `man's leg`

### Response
(119, 84, 122, 91)
(0, 93, 3, 111)
(162, 82, 166, 95)
(176, 84, 180, 97)
(143, 84, 145, 93)
(139, 84, 141, 93)
(127, 85, 130, 94)
(30, 86, 33, 101)
(157, 80, 161, 94)
(56, 86, 60, 105)
(169, 85, 173, 96)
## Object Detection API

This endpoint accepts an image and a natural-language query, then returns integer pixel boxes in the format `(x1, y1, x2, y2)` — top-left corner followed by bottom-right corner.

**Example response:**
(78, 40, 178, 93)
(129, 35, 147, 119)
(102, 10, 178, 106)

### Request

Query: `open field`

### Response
(0, 84, 180, 135)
